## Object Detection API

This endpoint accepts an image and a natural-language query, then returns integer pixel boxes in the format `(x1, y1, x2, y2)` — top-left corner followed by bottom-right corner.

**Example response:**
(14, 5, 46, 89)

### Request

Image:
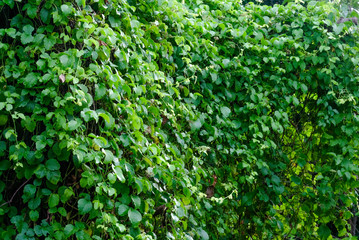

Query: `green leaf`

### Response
(34, 164, 46, 178)
(95, 83, 107, 100)
(46, 159, 60, 171)
(68, 119, 80, 131)
(60, 55, 69, 66)
(61, 187, 74, 203)
(271, 175, 281, 185)
(49, 194, 60, 208)
(23, 73, 38, 88)
(291, 176, 301, 185)
(292, 29, 303, 39)
(190, 118, 202, 131)
(23, 184, 36, 198)
(64, 224, 75, 237)
(131, 196, 141, 209)
(26, 5, 37, 18)
(40, 8, 50, 23)
(220, 106, 231, 118)
(29, 210, 39, 222)
(28, 198, 41, 209)
(23, 25, 34, 35)
(44, 36, 56, 50)
(231, 27, 247, 38)
(58, 207, 67, 217)
(318, 224, 331, 239)
(197, 228, 209, 240)
(61, 4, 72, 15)
(0, 160, 10, 171)
(22, 116, 36, 132)
(4, 0, 15, 8)
(333, 24, 344, 35)
(118, 204, 129, 216)
(128, 208, 142, 224)
(102, 149, 114, 164)
(78, 198, 92, 215)
(0, 141, 6, 157)
(21, 33, 34, 44)
(112, 165, 125, 183)
(46, 170, 61, 184)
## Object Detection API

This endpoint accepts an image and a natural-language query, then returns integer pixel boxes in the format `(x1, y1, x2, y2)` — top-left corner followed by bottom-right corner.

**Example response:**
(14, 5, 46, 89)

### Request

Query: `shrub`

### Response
(0, 0, 358, 239)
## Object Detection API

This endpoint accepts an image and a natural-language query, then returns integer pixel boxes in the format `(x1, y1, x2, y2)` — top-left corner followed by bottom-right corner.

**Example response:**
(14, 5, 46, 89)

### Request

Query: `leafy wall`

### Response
(0, 0, 359, 239)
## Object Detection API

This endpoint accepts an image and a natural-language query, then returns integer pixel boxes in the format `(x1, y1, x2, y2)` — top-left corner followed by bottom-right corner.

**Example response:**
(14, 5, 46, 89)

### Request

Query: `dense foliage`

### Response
(1, 0, 359, 239)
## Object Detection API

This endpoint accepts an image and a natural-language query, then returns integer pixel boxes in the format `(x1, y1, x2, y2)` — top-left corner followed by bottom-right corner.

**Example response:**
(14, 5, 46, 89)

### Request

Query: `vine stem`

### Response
(0, 177, 32, 208)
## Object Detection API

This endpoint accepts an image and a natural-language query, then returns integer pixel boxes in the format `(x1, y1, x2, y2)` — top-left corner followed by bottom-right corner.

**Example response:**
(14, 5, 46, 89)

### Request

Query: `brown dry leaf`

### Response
(161, 114, 168, 126)
(59, 74, 66, 83)
(153, 204, 167, 217)
(212, 174, 218, 187)
(206, 186, 214, 198)
(99, 40, 107, 46)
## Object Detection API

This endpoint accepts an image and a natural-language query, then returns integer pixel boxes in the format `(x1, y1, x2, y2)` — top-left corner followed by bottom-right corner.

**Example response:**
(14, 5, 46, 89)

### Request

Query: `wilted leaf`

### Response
(59, 74, 66, 83)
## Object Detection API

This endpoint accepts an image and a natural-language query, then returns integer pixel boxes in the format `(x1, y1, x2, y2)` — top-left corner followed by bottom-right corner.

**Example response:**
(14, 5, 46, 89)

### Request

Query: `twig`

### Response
(0, 177, 32, 208)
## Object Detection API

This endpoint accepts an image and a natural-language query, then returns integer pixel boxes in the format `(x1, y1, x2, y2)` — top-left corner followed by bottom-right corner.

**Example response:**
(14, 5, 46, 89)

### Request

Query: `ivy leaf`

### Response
(128, 208, 142, 224)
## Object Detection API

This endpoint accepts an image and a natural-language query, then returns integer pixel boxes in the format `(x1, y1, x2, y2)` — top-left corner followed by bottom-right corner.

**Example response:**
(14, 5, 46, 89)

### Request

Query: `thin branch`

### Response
(0, 177, 32, 208)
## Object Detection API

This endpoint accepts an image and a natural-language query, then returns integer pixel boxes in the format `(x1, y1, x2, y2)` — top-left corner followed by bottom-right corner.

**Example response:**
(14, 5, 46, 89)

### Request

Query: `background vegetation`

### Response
(0, 0, 359, 239)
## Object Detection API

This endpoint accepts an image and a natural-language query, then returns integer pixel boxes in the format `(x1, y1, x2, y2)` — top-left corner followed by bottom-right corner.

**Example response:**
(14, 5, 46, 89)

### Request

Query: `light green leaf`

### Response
(190, 118, 202, 131)
(128, 208, 142, 224)
(131, 196, 141, 209)
(118, 204, 129, 216)
(112, 165, 125, 183)
(61, 4, 72, 15)
(23, 25, 34, 34)
(333, 24, 344, 35)
(197, 228, 209, 240)
(220, 106, 231, 118)
(95, 83, 107, 100)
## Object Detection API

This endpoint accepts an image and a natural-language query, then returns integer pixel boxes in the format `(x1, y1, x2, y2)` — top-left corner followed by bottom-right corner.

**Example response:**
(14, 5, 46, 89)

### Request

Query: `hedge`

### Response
(0, 0, 359, 239)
